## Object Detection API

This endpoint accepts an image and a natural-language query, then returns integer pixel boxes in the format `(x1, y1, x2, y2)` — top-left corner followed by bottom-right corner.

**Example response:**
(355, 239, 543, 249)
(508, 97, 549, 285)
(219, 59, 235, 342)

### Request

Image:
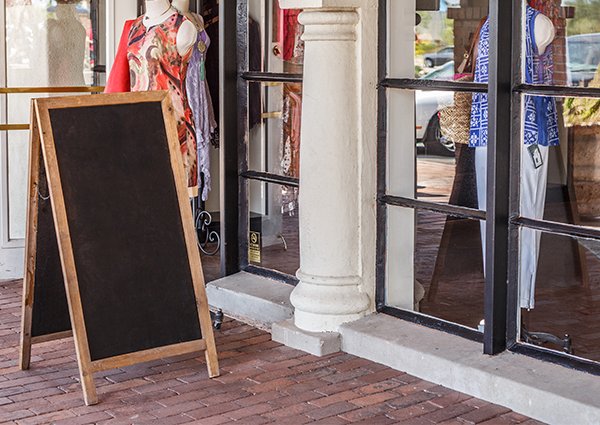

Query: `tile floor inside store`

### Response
(0, 279, 542, 424)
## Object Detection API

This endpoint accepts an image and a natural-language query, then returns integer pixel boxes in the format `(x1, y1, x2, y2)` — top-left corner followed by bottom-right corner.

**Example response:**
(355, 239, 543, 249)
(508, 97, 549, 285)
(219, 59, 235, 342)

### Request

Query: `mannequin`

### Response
(127, 0, 200, 191)
(48, 1, 86, 86)
(470, 5, 559, 310)
(144, 0, 197, 56)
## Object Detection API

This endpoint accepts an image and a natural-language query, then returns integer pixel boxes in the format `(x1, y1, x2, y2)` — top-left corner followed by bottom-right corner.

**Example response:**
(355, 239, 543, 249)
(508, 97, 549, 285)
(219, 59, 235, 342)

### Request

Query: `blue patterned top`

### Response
(469, 6, 559, 147)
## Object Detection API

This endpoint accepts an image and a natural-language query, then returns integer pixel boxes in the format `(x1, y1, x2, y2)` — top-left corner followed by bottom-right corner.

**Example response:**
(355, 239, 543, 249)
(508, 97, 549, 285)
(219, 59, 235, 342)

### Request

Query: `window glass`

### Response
(386, 207, 484, 331)
(386, 89, 485, 212)
(248, 82, 302, 178)
(520, 230, 600, 362)
(3, 0, 97, 241)
(411, 1, 489, 81)
(523, 1, 600, 88)
(518, 95, 600, 227)
(249, 0, 304, 74)
(247, 1, 303, 178)
(417, 89, 481, 210)
(248, 182, 299, 276)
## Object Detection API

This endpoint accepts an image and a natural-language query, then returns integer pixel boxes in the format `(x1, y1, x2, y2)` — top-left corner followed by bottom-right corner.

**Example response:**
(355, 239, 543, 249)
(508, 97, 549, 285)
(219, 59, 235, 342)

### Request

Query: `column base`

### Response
(272, 319, 341, 356)
(290, 270, 371, 333)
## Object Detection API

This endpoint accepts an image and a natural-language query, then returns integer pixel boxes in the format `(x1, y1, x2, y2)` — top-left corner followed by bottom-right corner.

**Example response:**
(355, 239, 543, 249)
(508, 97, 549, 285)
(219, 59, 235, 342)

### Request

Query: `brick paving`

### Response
(0, 279, 543, 424)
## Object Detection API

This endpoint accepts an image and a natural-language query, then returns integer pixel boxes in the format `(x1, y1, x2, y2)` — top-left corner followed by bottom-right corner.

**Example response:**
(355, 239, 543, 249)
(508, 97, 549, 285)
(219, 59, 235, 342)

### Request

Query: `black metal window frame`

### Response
(220, 0, 302, 285)
(376, 0, 600, 375)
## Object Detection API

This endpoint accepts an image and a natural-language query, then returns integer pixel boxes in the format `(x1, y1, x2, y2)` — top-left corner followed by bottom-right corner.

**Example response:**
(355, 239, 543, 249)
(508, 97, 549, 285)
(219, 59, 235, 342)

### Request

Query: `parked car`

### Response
(567, 33, 600, 87)
(415, 61, 456, 156)
(423, 46, 454, 68)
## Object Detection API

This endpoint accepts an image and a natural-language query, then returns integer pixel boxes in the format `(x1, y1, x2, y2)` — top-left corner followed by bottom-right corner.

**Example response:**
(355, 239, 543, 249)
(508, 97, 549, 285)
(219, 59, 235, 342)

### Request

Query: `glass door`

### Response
(0, 0, 103, 279)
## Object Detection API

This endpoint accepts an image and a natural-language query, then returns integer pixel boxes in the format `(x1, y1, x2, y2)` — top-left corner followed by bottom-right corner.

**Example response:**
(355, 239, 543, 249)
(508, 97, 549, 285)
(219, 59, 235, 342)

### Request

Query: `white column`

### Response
(280, 0, 375, 333)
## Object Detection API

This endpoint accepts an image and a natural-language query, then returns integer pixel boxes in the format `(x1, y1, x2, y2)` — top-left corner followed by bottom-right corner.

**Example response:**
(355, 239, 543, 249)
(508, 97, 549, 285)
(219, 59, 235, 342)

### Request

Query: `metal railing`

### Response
(0, 86, 105, 131)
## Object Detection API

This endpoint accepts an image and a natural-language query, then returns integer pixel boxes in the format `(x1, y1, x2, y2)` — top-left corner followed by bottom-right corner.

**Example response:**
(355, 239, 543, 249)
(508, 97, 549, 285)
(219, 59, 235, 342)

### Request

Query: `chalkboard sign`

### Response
(20, 92, 219, 406)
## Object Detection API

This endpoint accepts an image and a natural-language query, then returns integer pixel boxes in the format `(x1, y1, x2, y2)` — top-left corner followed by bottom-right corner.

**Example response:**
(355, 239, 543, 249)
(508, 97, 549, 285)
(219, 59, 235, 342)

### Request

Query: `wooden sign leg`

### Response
(36, 99, 99, 406)
(20, 103, 41, 371)
(19, 294, 33, 371)
(191, 256, 220, 378)
(200, 307, 220, 378)
(80, 367, 98, 406)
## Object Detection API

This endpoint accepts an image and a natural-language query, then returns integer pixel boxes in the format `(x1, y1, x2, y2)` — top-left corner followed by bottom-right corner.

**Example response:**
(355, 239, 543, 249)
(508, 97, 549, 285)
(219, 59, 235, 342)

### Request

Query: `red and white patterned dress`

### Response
(127, 12, 198, 190)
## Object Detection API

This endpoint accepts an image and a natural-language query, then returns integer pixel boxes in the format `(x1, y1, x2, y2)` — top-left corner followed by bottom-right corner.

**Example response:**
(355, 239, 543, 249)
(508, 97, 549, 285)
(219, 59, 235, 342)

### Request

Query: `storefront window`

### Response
(383, 0, 488, 338)
(2, 0, 100, 245)
(381, 0, 599, 370)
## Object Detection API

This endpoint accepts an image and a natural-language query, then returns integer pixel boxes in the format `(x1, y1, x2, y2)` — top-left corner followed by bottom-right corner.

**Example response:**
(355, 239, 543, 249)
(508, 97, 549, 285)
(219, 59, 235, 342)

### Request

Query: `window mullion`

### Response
(484, 0, 520, 355)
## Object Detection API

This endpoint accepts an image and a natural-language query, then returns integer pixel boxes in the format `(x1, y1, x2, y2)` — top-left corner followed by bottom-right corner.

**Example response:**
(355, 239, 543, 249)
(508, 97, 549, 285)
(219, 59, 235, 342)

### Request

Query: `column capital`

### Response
(299, 9, 359, 42)
(279, 0, 362, 10)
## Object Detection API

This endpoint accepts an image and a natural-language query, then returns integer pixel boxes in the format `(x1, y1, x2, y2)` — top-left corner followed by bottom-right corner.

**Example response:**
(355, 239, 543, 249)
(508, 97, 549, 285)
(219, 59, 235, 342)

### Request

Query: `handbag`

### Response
(439, 17, 487, 145)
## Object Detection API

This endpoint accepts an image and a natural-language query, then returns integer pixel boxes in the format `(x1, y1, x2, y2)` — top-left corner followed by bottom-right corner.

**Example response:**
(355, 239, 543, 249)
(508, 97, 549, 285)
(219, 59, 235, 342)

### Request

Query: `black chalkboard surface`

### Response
(20, 92, 219, 406)
(30, 159, 70, 339)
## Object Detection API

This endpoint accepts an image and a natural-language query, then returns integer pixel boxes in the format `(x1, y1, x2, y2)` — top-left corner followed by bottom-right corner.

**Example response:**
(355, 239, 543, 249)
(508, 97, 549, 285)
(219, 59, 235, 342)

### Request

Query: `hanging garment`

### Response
(280, 85, 302, 217)
(127, 12, 198, 190)
(105, 20, 134, 93)
(281, 84, 302, 179)
(279, 9, 304, 64)
(469, 7, 559, 148)
(202, 0, 219, 145)
(186, 21, 217, 201)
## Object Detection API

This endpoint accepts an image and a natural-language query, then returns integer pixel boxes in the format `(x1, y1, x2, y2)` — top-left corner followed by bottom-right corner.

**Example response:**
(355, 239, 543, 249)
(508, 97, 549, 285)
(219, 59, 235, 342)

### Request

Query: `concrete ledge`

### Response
(206, 272, 294, 330)
(272, 319, 341, 356)
(339, 314, 600, 425)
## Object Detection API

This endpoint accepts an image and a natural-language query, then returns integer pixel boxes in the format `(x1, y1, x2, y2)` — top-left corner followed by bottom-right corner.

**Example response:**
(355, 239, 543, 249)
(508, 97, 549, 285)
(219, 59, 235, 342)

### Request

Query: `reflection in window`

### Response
(521, 230, 600, 362)
(4, 0, 95, 241)
(416, 212, 484, 331)
(6, 0, 95, 87)
(415, 8, 455, 77)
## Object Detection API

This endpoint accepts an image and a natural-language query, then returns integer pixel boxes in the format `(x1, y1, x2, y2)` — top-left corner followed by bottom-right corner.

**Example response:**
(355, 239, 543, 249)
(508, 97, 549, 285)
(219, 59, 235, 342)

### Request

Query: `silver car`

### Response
(415, 61, 456, 156)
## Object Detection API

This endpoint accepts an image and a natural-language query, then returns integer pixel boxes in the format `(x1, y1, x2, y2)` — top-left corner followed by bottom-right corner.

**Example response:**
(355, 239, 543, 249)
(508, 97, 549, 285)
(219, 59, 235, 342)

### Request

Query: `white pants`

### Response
(475, 144, 548, 309)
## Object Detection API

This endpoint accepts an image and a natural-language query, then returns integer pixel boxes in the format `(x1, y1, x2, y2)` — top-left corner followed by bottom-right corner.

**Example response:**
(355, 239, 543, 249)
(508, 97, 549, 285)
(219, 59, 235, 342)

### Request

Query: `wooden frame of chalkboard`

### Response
(20, 102, 73, 372)
(20, 92, 219, 406)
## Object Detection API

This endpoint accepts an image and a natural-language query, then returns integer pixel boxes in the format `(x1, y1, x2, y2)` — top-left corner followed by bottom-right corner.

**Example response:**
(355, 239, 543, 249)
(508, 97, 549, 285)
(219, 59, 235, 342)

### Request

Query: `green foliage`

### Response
(415, 41, 439, 57)
(567, 0, 600, 36)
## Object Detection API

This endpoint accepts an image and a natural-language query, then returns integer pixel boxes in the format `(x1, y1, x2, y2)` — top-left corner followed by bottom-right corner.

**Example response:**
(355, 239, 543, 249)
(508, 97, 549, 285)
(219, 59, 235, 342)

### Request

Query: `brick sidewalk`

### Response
(0, 280, 543, 425)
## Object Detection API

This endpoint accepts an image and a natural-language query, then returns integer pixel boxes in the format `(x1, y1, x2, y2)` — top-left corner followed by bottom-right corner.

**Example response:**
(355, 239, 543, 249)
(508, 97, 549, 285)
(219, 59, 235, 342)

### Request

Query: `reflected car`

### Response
(567, 33, 600, 87)
(415, 61, 456, 156)
(423, 46, 454, 68)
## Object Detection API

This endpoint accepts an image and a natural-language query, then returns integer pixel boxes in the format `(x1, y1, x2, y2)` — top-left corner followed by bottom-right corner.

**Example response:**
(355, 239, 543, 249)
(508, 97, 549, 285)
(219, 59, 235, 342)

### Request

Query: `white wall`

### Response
(106, 0, 138, 75)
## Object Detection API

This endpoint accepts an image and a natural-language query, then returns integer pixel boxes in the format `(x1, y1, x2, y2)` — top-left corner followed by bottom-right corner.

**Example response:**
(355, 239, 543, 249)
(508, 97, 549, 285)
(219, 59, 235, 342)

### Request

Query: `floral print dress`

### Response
(127, 12, 198, 190)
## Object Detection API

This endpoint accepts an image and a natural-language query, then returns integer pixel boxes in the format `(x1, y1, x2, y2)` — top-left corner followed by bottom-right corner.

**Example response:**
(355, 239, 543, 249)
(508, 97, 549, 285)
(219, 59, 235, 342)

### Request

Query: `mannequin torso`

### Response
(144, 0, 197, 56)
(128, 0, 200, 190)
(534, 13, 555, 55)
